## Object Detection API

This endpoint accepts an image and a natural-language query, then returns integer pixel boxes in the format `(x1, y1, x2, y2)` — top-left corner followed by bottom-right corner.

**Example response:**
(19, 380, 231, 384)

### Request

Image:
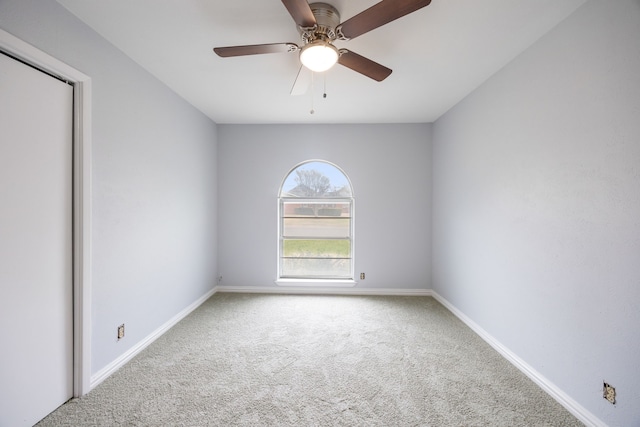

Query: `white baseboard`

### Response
(217, 285, 432, 297)
(431, 291, 606, 427)
(90, 287, 218, 389)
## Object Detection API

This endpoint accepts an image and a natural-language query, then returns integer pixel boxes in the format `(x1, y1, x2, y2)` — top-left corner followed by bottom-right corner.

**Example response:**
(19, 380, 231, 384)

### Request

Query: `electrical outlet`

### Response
(360, 272, 365, 280)
(117, 324, 125, 340)
(603, 382, 616, 404)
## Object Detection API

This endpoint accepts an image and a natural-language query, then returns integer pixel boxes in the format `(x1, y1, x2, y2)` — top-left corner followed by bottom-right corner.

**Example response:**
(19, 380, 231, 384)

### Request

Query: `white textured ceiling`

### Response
(57, 0, 586, 124)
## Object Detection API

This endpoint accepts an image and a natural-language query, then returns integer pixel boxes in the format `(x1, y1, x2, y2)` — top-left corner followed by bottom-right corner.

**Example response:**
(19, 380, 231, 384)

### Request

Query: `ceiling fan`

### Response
(213, 0, 432, 84)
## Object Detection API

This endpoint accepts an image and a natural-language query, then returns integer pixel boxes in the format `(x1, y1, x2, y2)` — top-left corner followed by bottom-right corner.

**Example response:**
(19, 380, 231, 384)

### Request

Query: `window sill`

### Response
(275, 279, 357, 288)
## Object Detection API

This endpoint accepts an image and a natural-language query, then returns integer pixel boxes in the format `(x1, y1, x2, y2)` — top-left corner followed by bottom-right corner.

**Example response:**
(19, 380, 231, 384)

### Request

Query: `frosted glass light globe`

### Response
(300, 41, 339, 72)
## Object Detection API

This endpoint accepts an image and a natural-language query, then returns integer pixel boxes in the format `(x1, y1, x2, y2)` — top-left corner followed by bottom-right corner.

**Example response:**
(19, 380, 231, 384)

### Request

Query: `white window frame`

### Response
(276, 161, 355, 286)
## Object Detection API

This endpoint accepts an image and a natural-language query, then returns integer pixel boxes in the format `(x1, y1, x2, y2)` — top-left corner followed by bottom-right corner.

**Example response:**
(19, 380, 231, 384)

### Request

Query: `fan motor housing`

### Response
(299, 2, 341, 43)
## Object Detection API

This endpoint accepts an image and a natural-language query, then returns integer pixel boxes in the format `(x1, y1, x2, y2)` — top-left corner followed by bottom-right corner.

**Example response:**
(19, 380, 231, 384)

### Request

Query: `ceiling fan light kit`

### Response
(213, 0, 432, 89)
(299, 40, 339, 72)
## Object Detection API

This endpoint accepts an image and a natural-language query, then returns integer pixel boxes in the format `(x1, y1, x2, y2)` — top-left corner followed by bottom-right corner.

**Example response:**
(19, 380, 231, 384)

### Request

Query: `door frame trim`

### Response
(0, 29, 92, 397)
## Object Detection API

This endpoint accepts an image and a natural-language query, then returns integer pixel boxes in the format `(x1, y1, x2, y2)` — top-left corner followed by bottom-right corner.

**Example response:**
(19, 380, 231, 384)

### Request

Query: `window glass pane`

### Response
(280, 162, 352, 198)
(283, 239, 350, 258)
(282, 201, 351, 217)
(283, 218, 350, 238)
(281, 258, 351, 278)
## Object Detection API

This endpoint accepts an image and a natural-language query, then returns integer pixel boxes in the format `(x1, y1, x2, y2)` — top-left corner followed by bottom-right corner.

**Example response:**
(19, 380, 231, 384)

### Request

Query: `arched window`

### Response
(278, 160, 354, 281)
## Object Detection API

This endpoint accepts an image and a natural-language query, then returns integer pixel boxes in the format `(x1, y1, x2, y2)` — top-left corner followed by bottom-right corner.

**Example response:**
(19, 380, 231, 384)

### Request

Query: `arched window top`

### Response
(280, 160, 352, 198)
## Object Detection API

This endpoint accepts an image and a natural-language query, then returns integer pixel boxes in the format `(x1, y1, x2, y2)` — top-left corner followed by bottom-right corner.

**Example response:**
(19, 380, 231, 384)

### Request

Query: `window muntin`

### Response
(278, 161, 353, 280)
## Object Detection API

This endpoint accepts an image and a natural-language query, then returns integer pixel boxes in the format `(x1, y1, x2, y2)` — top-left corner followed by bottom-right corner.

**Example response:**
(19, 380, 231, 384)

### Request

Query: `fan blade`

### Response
(291, 66, 312, 96)
(281, 0, 316, 28)
(337, 0, 431, 40)
(338, 50, 392, 82)
(214, 43, 298, 57)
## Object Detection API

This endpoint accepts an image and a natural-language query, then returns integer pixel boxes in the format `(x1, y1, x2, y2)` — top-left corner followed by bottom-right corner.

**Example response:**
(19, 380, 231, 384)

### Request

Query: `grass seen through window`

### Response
(283, 239, 350, 258)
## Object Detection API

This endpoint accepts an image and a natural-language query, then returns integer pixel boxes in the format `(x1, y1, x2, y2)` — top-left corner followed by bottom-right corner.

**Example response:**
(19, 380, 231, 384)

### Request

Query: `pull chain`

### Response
(323, 73, 327, 99)
(310, 71, 315, 114)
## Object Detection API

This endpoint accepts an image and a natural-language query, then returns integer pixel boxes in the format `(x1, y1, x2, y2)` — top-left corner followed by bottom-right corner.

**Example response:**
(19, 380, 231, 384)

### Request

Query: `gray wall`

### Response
(0, 0, 219, 376)
(218, 124, 432, 291)
(3, 0, 639, 425)
(432, 0, 640, 425)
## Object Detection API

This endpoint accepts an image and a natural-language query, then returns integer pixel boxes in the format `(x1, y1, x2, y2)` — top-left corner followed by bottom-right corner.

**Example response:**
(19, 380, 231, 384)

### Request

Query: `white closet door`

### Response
(0, 52, 74, 426)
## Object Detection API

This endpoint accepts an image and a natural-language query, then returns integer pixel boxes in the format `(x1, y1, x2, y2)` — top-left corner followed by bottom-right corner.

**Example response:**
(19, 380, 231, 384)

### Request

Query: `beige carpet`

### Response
(38, 293, 582, 426)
